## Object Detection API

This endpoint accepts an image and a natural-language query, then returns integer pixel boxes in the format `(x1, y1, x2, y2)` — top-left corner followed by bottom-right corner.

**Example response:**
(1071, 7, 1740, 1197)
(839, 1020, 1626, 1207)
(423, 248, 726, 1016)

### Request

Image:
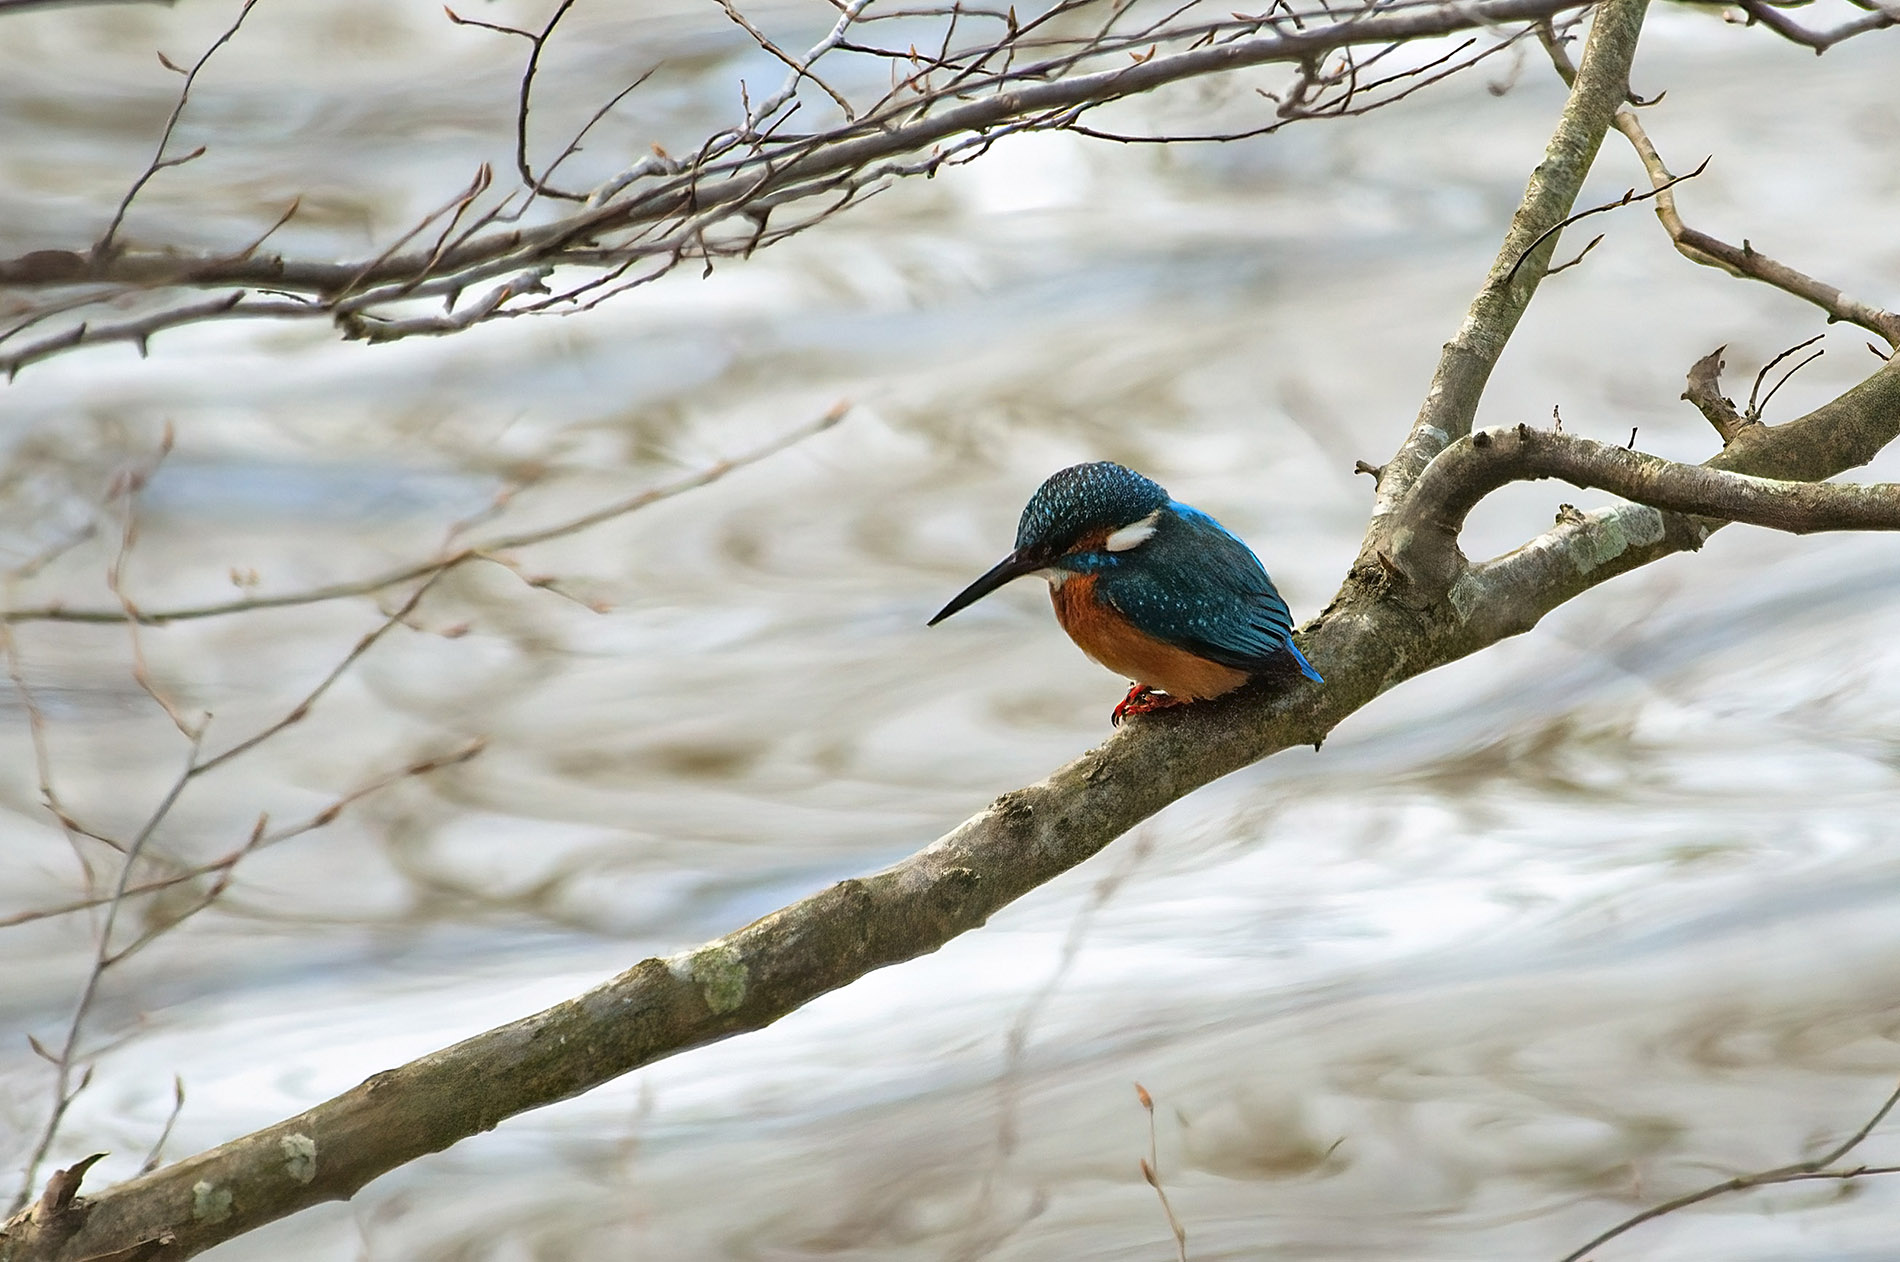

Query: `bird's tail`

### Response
(1286, 641, 1324, 683)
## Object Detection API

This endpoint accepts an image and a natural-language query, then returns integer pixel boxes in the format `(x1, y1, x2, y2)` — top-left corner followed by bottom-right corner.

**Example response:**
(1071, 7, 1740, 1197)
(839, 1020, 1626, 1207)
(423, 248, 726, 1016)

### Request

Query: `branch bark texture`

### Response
(1362, 0, 1647, 529)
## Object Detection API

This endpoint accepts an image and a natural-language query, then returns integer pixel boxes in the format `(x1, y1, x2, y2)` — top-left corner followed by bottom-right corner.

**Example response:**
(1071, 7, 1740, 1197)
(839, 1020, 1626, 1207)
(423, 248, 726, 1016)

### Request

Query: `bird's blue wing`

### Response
(1096, 503, 1323, 682)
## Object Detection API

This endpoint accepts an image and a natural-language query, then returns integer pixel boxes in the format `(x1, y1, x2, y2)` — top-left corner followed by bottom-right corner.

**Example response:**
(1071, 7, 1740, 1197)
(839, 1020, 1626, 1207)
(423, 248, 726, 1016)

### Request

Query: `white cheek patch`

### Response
(1104, 511, 1160, 552)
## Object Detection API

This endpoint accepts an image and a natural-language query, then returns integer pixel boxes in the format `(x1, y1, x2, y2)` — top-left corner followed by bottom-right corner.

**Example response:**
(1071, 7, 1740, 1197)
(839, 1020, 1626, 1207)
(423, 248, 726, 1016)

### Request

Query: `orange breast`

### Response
(1050, 575, 1249, 701)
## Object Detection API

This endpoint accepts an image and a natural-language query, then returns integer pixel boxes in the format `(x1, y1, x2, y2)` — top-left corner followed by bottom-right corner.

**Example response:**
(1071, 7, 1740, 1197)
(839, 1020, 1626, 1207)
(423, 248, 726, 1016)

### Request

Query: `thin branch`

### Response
(339, 267, 550, 342)
(105, 434, 203, 740)
(95, 0, 261, 256)
(187, 572, 443, 777)
(1746, 332, 1825, 421)
(1558, 1077, 1900, 1262)
(714, 0, 859, 121)
(4, 403, 847, 626)
(1502, 154, 1708, 283)
(0, 623, 98, 884)
(8, 735, 201, 1216)
(1733, 0, 1894, 50)
(1623, 127, 1900, 346)
(446, 0, 595, 202)
(0, 293, 324, 384)
(531, 66, 662, 202)
(0, 0, 1603, 377)
(1541, 230, 1603, 275)
(0, 739, 485, 932)
(1540, 26, 1900, 347)
(137, 1078, 187, 1177)
(1136, 1084, 1189, 1262)
(1068, 27, 1528, 143)
(234, 198, 301, 261)
(328, 165, 497, 309)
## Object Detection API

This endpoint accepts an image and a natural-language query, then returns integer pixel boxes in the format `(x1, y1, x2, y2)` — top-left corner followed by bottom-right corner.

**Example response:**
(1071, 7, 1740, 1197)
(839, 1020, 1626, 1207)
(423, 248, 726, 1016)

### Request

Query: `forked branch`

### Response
(1558, 1077, 1900, 1262)
(1539, 24, 1900, 347)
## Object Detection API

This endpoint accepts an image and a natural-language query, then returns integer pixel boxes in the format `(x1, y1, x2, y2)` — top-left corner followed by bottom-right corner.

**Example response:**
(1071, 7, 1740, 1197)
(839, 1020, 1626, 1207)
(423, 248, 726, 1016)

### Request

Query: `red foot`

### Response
(1111, 683, 1188, 726)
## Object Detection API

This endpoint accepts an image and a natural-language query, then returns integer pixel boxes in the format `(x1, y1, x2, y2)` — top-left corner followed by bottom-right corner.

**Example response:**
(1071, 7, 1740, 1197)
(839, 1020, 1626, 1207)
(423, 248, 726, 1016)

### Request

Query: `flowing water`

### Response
(3, 2, 1900, 1258)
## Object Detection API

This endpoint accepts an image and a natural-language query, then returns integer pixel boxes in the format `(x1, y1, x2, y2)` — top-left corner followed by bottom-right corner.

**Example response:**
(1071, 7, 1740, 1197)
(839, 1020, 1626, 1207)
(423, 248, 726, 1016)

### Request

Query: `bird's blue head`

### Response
(929, 461, 1169, 625)
(1012, 461, 1169, 556)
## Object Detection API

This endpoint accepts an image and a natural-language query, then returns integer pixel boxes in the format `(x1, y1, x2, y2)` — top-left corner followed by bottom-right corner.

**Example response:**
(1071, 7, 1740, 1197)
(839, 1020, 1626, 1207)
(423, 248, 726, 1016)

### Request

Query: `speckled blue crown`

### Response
(1015, 462, 1169, 553)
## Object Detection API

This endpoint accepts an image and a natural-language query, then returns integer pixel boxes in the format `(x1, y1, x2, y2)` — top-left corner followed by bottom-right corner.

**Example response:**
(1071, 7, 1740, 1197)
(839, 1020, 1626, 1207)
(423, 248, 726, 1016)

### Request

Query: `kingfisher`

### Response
(929, 461, 1322, 724)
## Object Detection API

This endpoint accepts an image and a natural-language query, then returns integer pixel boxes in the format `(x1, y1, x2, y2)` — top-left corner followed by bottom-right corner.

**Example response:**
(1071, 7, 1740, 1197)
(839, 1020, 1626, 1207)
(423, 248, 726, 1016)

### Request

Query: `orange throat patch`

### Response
(1048, 574, 1248, 701)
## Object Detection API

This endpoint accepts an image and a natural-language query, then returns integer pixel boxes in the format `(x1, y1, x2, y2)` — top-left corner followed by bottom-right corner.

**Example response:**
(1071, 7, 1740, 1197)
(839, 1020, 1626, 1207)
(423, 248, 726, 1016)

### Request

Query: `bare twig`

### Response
(4, 403, 847, 626)
(714, 0, 860, 121)
(1733, 0, 1894, 51)
(329, 165, 497, 309)
(104, 430, 202, 740)
(9, 735, 202, 1215)
(0, 293, 268, 382)
(445, 0, 593, 201)
(1136, 1084, 1188, 1262)
(0, 739, 485, 932)
(1541, 230, 1603, 276)
(1503, 154, 1709, 283)
(3, 0, 1613, 373)
(1068, 27, 1530, 143)
(137, 1078, 187, 1176)
(1539, 26, 1900, 346)
(188, 572, 442, 776)
(1745, 332, 1826, 421)
(95, 0, 261, 256)
(1558, 1077, 1900, 1262)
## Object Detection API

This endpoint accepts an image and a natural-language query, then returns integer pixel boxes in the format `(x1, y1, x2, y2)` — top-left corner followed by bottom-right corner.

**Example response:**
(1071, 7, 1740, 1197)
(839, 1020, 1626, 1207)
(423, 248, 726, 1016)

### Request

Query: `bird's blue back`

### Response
(1093, 502, 1322, 681)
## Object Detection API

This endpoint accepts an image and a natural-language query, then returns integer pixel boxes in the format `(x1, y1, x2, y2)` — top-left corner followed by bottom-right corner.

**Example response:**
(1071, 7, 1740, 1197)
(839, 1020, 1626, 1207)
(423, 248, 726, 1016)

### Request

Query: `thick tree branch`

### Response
(3, 649, 1373, 1262)
(1453, 357, 1900, 645)
(1406, 415, 1900, 573)
(17, 361, 1900, 1262)
(1360, 0, 1646, 538)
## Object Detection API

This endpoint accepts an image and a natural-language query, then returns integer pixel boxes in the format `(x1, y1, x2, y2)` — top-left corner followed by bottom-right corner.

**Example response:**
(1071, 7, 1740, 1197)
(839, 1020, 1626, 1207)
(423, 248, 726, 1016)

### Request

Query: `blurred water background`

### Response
(3, 1, 1900, 1257)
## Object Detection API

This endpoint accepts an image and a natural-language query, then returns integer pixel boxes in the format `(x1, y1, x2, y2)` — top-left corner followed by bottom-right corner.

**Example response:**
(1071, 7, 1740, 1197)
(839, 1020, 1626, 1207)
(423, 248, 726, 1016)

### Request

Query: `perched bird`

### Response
(930, 461, 1322, 723)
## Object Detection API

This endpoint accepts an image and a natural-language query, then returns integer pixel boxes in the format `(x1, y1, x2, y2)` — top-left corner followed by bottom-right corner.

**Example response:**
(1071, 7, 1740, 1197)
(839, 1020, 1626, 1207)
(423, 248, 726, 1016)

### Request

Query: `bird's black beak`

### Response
(928, 549, 1043, 625)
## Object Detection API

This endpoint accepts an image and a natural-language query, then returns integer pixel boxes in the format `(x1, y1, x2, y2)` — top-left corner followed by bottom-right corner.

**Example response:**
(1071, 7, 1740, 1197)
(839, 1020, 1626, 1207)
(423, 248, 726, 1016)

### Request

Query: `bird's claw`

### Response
(1111, 683, 1185, 726)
